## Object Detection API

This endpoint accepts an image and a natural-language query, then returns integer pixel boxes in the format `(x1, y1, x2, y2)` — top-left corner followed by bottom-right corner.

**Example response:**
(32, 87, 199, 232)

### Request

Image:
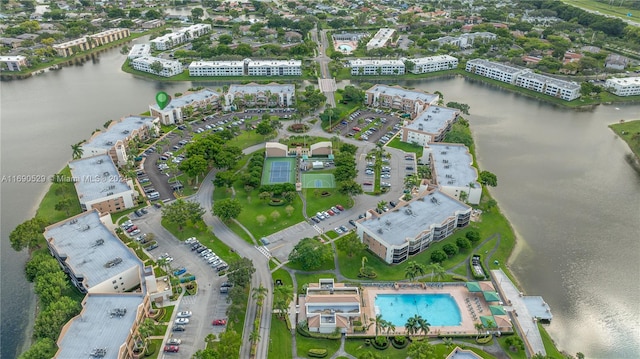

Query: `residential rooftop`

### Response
(44, 210, 142, 289)
(368, 84, 439, 104)
(360, 190, 470, 246)
(149, 88, 220, 112)
(69, 154, 132, 202)
(467, 58, 527, 74)
(228, 83, 295, 94)
(84, 116, 157, 151)
(56, 293, 145, 359)
(248, 59, 301, 66)
(517, 71, 580, 90)
(409, 55, 458, 65)
(606, 76, 640, 86)
(429, 143, 479, 188)
(405, 105, 459, 134)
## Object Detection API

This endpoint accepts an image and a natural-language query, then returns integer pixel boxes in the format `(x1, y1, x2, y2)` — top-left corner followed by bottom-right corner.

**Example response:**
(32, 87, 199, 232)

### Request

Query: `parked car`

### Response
(175, 318, 189, 325)
(327, 210, 335, 216)
(348, 220, 356, 226)
(212, 319, 227, 326)
(336, 204, 345, 211)
(147, 243, 159, 251)
(164, 345, 179, 352)
(311, 216, 320, 223)
(176, 311, 192, 318)
(173, 267, 187, 276)
(221, 282, 233, 288)
(334, 227, 343, 234)
(167, 339, 182, 345)
(172, 325, 186, 332)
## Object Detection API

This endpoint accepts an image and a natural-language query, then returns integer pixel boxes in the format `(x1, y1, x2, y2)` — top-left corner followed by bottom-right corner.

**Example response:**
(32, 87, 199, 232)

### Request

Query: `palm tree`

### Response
(404, 261, 426, 283)
(137, 318, 155, 351)
(252, 284, 268, 305)
(417, 316, 431, 337)
(428, 263, 446, 282)
(386, 322, 396, 335)
(249, 329, 261, 345)
(372, 314, 386, 336)
(158, 257, 172, 275)
(274, 285, 293, 318)
(71, 142, 84, 159)
(405, 316, 418, 337)
(474, 323, 485, 340)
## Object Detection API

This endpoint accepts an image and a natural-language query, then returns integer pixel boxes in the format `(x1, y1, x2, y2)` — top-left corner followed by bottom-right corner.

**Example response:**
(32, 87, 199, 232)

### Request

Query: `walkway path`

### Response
(329, 335, 356, 359)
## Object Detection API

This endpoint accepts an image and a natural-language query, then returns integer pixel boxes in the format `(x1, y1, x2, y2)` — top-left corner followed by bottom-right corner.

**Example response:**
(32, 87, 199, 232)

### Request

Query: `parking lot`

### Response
(128, 207, 231, 357)
(334, 109, 403, 146)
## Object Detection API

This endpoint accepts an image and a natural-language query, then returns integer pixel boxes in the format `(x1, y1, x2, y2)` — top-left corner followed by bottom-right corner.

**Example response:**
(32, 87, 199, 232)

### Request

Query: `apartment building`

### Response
(127, 43, 151, 59)
(605, 77, 640, 97)
(402, 105, 460, 146)
(150, 24, 212, 50)
(515, 72, 581, 101)
(435, 32, 496, 49)
(365, 84, 438, 116)
(406, 55, 458, 74)
(188, 60, 245, 76)
(81, 115, 160, 166)
(69, 155, 137, 213)
(149, 88, 220, 125)
(247, 59, 302, 76)
(355, 189, 471, 264)
(225, 83, 295, 109)
(350, 59, 405, 76)
(53, 28, 130, 57)
(366, 27, 396, 50)
(426, 143, 481, 204)
(465, 58, 528, 84)
(0, 55, 28, 71)
(130, 56, 183, 77)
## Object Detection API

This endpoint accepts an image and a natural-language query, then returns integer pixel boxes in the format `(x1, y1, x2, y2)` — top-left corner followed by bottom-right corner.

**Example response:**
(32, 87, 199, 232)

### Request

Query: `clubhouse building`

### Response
(356, 188, 471, 264)
(149, 88, 221, 125)
(299, 279, 361, 334)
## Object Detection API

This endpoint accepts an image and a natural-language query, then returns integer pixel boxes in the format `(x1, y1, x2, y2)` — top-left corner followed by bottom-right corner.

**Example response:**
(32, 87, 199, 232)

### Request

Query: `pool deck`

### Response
(362, 284, 488, 336)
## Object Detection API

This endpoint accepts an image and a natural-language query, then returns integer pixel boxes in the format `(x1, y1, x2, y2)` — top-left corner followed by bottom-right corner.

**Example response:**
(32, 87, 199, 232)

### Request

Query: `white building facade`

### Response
(515, 72, 581, 101)
(150, 24, 212, 50)
(406, 55, 458, 74)
(605, 77, 640, 97)
(225, 83, 295, 109)
(127, 44, 151, 59)
(189, 61, 245, 76)
(350, 59, 405, 76)
(0, 55, 28, 71)
(246, 59, 302, 76)
(366, 28, 396, 50)
(131, 56, 183, 77)
(149, 88, 220, 125)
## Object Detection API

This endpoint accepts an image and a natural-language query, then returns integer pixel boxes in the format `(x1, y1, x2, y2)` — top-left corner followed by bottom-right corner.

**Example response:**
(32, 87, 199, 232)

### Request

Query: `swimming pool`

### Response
(375, 294, 461, 326)
(339, 44, 353, 52)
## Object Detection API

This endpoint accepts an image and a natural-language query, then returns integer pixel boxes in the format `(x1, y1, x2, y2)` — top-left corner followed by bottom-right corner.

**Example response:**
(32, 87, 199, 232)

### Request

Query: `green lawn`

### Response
(497, 335, 527, 359)
(272, 268, 294, 289)
(344, 338, 409, 359)
(296, 335, 341, 359)
(609, 119, 640, 159)
(152, 324, 168, 336)
(159, 305, 175, 323)
(268, 315, 293, 359)
(386, 137, 424, 158)
(161, 219, 241, 264)
(538, 324, 566, 359)
(232, 130, 268, 149)
(288, 251, 335, 272)
(146, 338, 164, 359)
(224, 220, 255, 245)
(562, 0, 639, 21)
(35, 166, 82, 225)
(303, 188, 351, 218)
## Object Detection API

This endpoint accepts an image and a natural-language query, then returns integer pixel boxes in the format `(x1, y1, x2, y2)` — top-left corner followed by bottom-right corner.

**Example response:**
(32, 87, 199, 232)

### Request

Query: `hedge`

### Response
(297, 324, 341, 339)
(391, 336, 409, 349)
(371, 336, 389, 350)
(308, 349, 328, 358)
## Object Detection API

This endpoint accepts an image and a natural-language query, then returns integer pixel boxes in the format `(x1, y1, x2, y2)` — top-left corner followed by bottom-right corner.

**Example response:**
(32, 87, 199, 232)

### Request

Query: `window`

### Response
(112, 280, 117, 284)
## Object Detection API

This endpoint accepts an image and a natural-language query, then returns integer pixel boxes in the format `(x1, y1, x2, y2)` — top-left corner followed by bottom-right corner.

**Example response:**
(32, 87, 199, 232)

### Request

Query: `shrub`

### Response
(308, 349, 328, 358)
(353, 320, 362, 326)
(371, 336, 389, 350)
(476, 335, 493, 345)
(364, 339, 371, 346)
(391, 336, 408, 349)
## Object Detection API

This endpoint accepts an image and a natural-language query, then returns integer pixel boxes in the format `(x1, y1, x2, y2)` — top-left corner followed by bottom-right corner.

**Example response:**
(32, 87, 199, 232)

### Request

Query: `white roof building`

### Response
(605, 77, 640, 97)
(435, 32, 496, 49)
(465, 58, 528, 84)
(0, 55, 28, 71)
(350, 59, 405, 76)
(406, 55, 458, 74)
(225, 83, 295, 109)
(149, 88, 221, 125)
(365, 84, 438, 115)
(426, 143, 482, 204)
(402, 105, 461, 146)
(130, 56, 183, 77)
(150, 23, 212, 50)
(515, 72, 581, 101)
(127, 43, 151, 59)
(246, 59, 302, 76)
(188, 60, 245, 76)
(366, 28, 396, 50)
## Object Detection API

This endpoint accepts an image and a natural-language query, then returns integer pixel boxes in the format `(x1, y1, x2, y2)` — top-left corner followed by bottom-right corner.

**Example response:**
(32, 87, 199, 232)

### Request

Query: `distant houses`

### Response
(53, 28, 130, 57)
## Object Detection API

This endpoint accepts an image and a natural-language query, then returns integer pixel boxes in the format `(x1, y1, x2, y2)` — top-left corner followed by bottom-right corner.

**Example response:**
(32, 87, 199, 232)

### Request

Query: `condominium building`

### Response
(356, 189, 471, 264)
(149, 88, 220, 125)
(366, 27, 396, 50)
(150, 24, 212, 50)
(426, 143, 481, 204)
(466, 59, 581, 101)
(247, 59, 302, 76)
(299, 279, 361, 334)
(332, 32, 367, 41)
(82, 115, 160, 166)
(127, 43, 151, 59)
(130, 56, 183, 77)
(605, 77, 640, 97)
(53, 28, 130, 57)
(69, 155, 137, 213)
(465, 58, 528, 84)
(435, 32, 496, 49)
(189, 60, 245, 76)
(55, 293, 150, 359)
(405, 55, 458, 74)
(350, 59, 405, 76)
(515, 72, 581, 101)
(0, 55, 28, 71)
(365, 84, 438, 116)
(225, 83, 295, 109)
(402, 105, 460, 146)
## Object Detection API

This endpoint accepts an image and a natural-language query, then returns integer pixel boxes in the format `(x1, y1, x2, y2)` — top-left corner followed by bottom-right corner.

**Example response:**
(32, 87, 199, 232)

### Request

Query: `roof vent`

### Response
(93, 239, 104, 247)
(90, 348, 107, 357)
(80, 224, 91, 231)
(377, 228, 383, 234)
(97, 159, 103, 164)
(103, 172, 109, 177)
(104, 257, 123, 268)
(110, 308, 127, 317)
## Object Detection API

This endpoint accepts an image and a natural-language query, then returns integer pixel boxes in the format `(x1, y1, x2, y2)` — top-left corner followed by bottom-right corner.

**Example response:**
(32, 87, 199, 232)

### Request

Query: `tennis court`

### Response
(262, 157, 297, 185)
(301, 173, 336, 189)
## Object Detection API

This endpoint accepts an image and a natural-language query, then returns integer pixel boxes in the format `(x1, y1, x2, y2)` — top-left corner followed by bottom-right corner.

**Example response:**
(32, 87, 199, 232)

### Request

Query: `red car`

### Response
(327, 210, 335, 216)
(164, 345, 179, 352)
(126, 225, 138, 233)
(336, 204, 344, 211)
(212, 319, 227, 326)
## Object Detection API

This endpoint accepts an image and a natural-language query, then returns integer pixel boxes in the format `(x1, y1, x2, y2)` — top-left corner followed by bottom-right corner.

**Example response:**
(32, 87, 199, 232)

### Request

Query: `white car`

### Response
(175, 318, 189, 325)
(176, 311, 192, 318)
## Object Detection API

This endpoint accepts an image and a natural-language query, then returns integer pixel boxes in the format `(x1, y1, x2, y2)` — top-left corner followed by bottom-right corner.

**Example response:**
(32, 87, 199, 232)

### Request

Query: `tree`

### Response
(35, 270, 69, 306)
(256, 214, 267, 226)
(273, 285, 293, 318)
(475, 322, 485, 340)
(178, 155, 208, 184)
(161, 199, 206, 231)
(149, 60, 163, 74)
(25, 252, 60, 282)
(252, 284, 268, 303)
(372, 314, 388, 336)
(430, 249, 447, 263)
(9, 217, 47, 251)
(270, 210, 281, 222)
(405, 315, 420, 337)
(338, 179, 363, 196)
(54, 198, 73, 216)
(407, 339, 435, 359)
(336, 232, 366, 257)
(218, 34, 233, 45)
(256, 120, 274, 138)
(479, 171, 498, 187)
(285, 205, 294, 216)
(288, 237, 332, 270)
(212, 198, 242, 222)
(428, 263, 446, 282)
(442, 243, 459, 257)
(191, 7, 204, 21)
(404, 261, 426, 282)
(71, 142, 83, 159)
(18, 337, 57, 359)
(216, 329, 242, 358)
(137, 318, 155, 350)
(34, 296, 81, 340)
(227, 257, 255, 287)
(249, 329, 261, 346)
(342, 85, 365, 103)
(466, 230, 480, 243)
(456, 237, 472, 251)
